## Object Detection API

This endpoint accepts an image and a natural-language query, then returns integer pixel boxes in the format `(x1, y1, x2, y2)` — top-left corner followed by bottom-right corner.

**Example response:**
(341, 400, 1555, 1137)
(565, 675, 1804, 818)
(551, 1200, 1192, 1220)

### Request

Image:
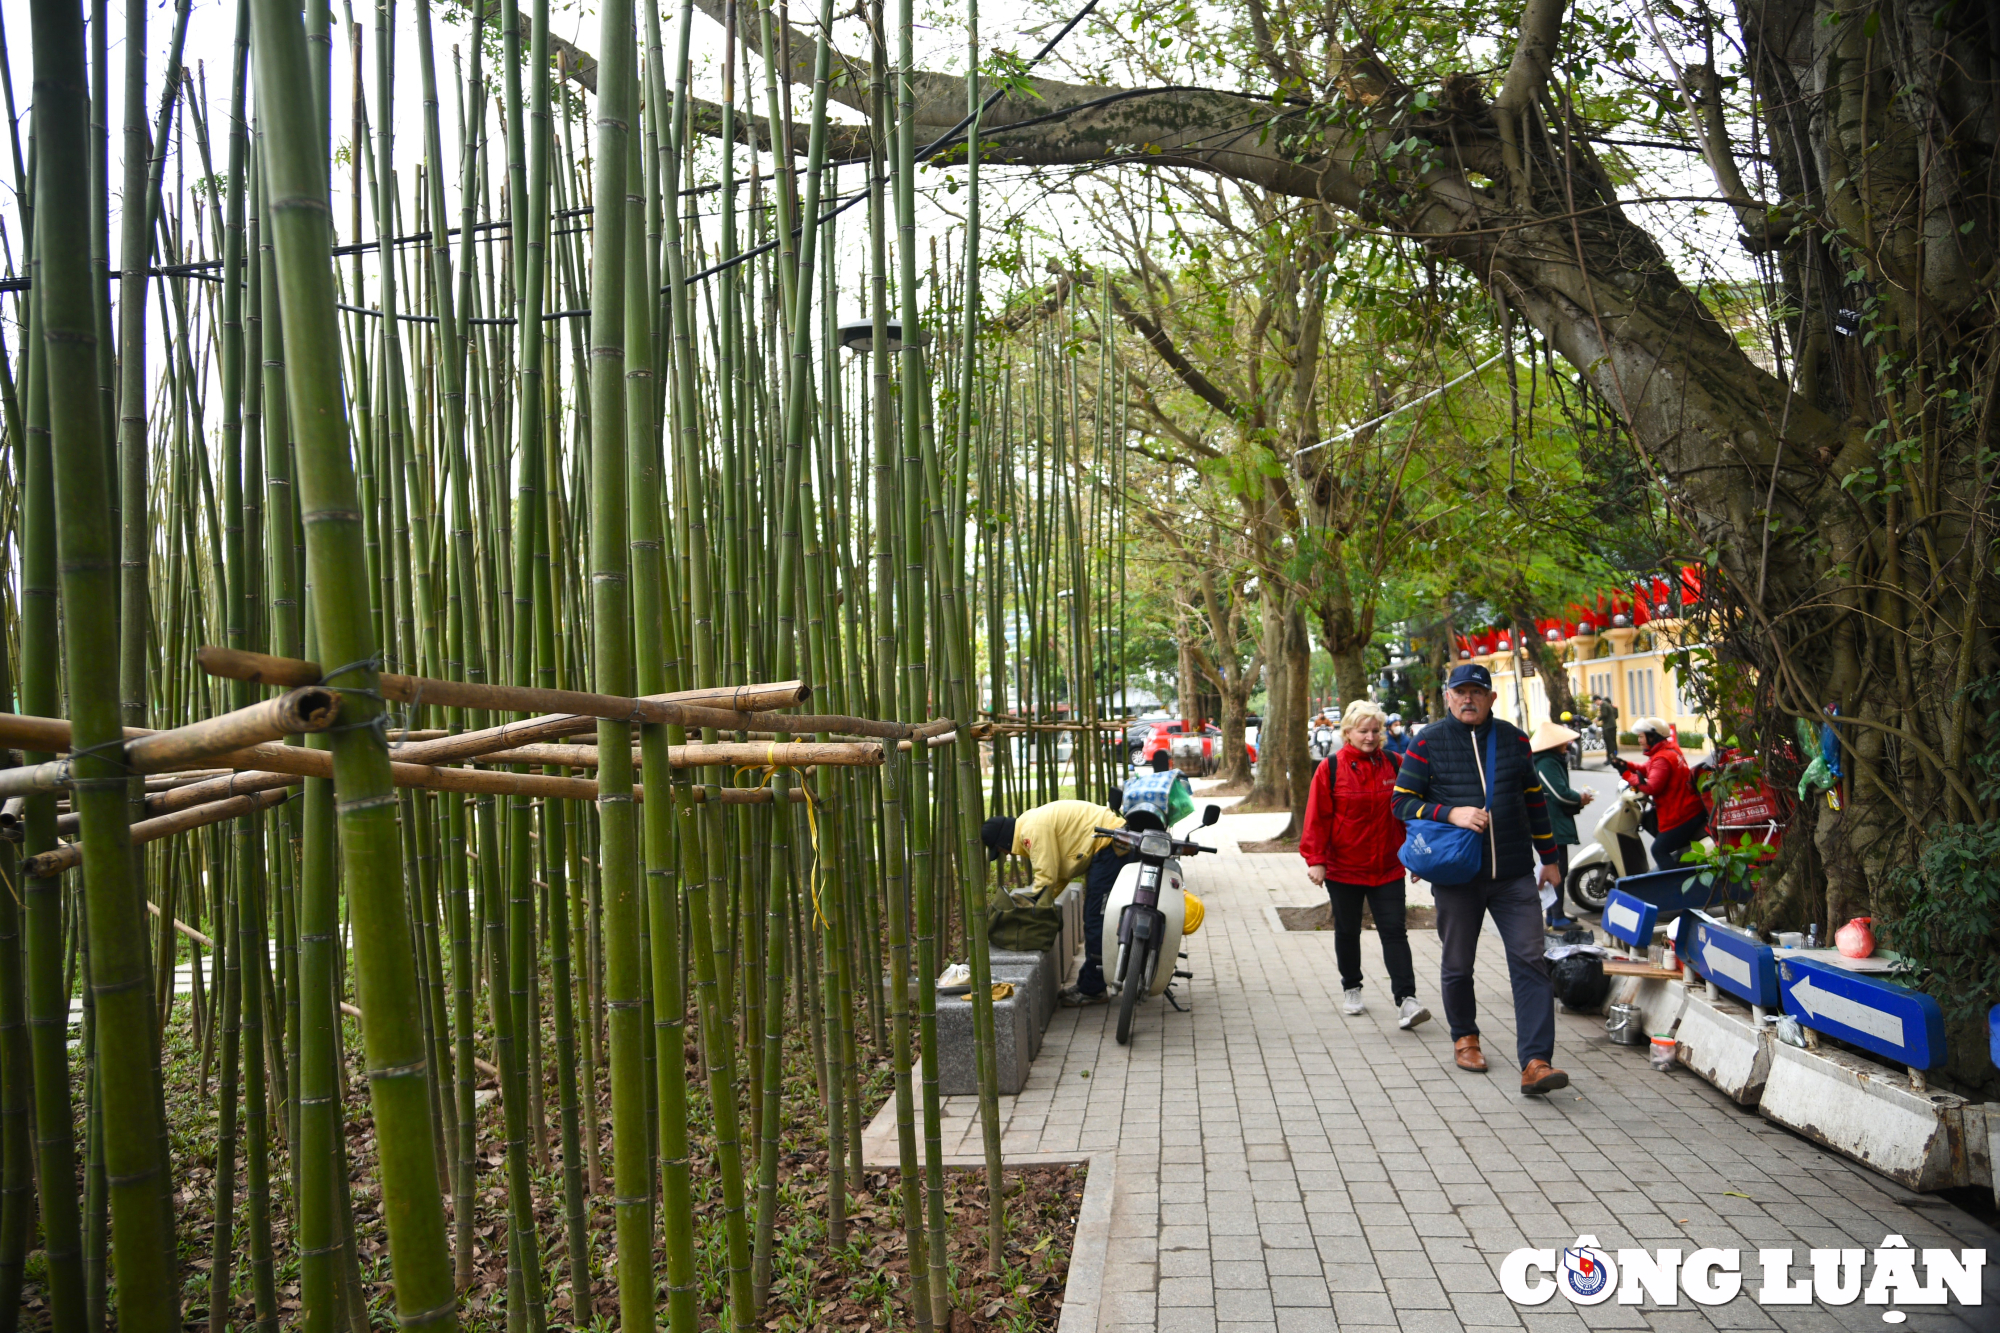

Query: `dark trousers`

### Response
(1548, 846, 1573, 922)
(1326, 879, 1417, 1001)
(1651, 813, 1707, 870)
(1074, 844, 1126, 995)
(1601, 723, 1618, 762)
(1434, 871, 1555, 1068)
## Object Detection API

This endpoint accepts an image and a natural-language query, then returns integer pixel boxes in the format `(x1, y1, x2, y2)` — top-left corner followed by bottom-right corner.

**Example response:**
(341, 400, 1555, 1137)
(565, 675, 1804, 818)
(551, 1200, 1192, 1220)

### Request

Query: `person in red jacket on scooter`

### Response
(1300, 700, 1432, 1031)
(1615, 718, 1708, 869)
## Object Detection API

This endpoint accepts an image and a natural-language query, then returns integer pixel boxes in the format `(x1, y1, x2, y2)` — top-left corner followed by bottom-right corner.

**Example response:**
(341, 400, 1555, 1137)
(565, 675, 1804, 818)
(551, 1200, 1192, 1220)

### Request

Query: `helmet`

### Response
(1560, 711, 1572, 722)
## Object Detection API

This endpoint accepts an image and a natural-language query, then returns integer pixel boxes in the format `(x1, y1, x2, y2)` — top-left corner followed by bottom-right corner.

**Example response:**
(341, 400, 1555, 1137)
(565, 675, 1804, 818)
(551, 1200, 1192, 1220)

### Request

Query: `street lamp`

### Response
(836, 318, 932, 355)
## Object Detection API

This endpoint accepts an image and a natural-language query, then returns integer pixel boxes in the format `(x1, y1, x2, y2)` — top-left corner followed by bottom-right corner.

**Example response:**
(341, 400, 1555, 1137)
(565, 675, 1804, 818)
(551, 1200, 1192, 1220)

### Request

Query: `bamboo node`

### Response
(365, 1058, 429, 1082)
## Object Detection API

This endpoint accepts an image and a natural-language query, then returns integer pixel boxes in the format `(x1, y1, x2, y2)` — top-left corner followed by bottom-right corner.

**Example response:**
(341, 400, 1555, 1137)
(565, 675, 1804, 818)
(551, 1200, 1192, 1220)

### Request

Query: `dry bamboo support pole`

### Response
(466, 741, 886, 768)
(23, 788, 292, 877)
(197, 645, 809, 710)
(144, 899, 215, 949)
(0, 688, 341, 799)
(122, 686, 339, 771)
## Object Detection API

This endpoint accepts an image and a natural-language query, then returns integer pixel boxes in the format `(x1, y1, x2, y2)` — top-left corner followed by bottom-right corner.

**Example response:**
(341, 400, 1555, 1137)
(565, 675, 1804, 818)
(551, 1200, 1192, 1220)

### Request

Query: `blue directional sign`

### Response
(1676, 909, 1779, 1008)
(1779, 957, 1946, 1071)
(1990, 1004, 2000, 1070)
(1599, 889, 1659, 950)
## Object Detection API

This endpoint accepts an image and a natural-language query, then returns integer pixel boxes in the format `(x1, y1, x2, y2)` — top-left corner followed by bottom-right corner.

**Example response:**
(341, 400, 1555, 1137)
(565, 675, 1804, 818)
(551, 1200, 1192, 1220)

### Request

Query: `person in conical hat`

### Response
(1529, 719, 1593, 928)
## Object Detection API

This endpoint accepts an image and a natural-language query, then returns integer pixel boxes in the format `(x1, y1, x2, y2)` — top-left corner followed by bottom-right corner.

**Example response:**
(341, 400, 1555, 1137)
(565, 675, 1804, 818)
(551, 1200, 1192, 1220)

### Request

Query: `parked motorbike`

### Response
(1096, 804, 1222, 1045)
(1566, 782, 1649, 910)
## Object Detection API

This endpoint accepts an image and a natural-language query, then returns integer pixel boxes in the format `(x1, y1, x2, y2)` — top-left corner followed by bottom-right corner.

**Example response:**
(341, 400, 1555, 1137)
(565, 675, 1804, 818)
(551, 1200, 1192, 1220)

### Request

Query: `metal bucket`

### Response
(1605, 1002, 1646, 1046)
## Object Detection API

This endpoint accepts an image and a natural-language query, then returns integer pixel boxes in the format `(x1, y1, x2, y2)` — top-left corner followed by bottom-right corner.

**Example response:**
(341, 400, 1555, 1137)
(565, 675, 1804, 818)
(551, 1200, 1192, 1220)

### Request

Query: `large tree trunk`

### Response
(1244, 597, 1292, 814)
(1214, 690, 1253, 789)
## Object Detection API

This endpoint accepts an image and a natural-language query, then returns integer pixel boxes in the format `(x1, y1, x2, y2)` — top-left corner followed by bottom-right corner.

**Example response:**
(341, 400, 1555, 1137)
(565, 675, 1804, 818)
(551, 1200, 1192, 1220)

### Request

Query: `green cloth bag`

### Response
(986, 905, 1063, 953)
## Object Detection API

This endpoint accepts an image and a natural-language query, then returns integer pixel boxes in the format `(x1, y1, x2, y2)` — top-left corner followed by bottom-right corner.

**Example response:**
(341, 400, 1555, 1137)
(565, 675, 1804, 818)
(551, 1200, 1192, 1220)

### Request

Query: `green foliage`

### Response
(1681, 836, 1776, 896)
(1887, 822, 2000, 1027)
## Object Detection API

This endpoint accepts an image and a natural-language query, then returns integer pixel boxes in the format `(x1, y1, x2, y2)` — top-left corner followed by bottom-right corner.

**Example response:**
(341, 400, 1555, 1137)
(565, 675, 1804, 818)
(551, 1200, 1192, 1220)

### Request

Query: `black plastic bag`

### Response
(1552, 955, 1610, 1012)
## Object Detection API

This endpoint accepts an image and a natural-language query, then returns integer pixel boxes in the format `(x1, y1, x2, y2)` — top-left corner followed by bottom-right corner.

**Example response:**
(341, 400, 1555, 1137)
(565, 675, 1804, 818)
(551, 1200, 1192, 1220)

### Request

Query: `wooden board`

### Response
(1602, 960, 1684, 980)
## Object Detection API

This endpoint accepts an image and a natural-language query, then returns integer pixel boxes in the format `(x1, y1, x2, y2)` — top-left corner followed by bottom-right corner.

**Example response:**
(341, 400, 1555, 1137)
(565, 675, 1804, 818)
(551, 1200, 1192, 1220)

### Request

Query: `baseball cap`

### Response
(1445, 663, 1493, 691)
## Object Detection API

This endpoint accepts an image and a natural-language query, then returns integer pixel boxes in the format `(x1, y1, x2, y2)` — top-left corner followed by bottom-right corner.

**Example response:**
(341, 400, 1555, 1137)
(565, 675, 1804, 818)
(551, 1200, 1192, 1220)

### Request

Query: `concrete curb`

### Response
(860, 1068, 1113, 1333)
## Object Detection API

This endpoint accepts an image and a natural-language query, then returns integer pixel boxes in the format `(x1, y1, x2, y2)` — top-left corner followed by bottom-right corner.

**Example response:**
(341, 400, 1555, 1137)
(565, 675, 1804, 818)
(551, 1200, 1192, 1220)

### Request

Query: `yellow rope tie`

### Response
(731, 743, 829, 931)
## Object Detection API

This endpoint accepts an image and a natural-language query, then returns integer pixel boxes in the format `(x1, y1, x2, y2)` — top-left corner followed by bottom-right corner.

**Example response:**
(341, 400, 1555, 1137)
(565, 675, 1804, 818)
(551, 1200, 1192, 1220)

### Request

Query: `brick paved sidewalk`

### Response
(922, 809, 1999, 1333)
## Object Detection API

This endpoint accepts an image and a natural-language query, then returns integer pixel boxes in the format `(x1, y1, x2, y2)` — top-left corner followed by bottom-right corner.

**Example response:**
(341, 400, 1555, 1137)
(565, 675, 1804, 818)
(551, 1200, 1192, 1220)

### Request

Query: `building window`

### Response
(1626, 668, 1656, 719)
(1587, 669, 1613, 701)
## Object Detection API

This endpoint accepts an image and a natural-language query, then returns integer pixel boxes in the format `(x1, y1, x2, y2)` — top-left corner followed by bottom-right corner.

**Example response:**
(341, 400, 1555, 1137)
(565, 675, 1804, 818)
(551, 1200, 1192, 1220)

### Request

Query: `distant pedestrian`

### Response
(1393, 663, 1569, 1095)
(1383, 714, 1410, 761)
(1300, 700, 1431, 1030)
(1597, 694, 1620, 763)
(1616, 718, 1707, 869)
(1529, 720, 1594, 928)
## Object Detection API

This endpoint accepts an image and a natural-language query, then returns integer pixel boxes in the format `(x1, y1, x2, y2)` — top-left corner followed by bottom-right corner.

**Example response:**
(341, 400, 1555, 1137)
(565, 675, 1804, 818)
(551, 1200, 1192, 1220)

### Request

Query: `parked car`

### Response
(1130, 719, 1186, 767)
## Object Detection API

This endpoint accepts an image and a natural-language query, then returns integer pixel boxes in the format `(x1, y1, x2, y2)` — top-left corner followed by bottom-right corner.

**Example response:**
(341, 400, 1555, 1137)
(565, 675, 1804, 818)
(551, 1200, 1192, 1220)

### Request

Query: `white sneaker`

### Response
(1397, 996, 1432, 1030)
(1342, 988, 1365, 1015)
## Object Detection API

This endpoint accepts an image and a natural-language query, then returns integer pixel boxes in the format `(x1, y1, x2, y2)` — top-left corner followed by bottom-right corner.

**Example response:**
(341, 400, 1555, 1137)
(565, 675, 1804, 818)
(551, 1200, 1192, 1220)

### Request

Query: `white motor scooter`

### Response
(1097, 805, 1222, 1045)
(1566, 783, 1648, 910)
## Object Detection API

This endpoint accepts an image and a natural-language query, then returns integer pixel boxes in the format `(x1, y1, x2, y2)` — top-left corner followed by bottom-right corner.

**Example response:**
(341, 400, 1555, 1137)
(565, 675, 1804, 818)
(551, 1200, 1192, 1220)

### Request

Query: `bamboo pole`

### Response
(0, 687, 340, 799)
(23, 788, 291, 877)
(246, 0, 459, 1322)
(197, 643, 809, 711)
(33, 0, 181, 1318)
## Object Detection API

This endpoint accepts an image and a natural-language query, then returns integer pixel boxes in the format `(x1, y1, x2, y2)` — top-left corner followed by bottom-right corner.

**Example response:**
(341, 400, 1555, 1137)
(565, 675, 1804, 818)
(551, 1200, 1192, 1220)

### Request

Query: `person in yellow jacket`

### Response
(982, 800, 1126, 1005)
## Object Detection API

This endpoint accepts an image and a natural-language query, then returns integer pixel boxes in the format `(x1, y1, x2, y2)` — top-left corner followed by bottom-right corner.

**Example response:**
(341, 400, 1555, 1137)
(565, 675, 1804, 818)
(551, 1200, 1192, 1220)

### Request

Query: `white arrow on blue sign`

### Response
(1678, 909, 1779, 1008)
(1778, 957, 1945, 1070)
(1599, 889, 1657, 949)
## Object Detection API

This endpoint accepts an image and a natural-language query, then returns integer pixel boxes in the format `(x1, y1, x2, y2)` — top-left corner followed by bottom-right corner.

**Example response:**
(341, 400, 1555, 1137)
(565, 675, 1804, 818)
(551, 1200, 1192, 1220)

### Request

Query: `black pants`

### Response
(1651, 813, 1707, 870)
(1326, 879, 1417, 1002)
(1074, 844, 1126, 995)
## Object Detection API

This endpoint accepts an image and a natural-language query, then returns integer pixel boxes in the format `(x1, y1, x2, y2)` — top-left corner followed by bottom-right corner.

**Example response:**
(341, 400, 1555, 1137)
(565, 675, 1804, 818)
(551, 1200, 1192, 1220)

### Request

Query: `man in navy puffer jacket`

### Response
(1393, 663, 1569, 1095)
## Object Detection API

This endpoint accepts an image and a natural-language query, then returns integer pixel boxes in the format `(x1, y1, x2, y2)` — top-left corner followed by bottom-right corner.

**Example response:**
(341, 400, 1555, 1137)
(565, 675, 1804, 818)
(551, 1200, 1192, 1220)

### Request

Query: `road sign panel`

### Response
(1676, 909, 1778, 1008)
(1779, 957, 1945, 1070)
(1600, 889, 1659, 949)
(1990, 1004, 1999, 1070)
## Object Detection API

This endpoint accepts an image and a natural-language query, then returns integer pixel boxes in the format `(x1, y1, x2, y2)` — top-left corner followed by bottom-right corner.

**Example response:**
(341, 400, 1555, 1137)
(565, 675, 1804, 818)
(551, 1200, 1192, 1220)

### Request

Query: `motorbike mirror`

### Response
(1201, 804, 1222, 826)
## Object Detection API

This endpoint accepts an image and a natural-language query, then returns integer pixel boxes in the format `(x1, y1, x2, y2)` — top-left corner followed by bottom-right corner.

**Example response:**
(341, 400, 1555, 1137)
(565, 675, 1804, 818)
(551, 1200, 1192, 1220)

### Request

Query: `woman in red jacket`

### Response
(1300, 700, 1431, 1030)
(1616, 718, 1708, 869)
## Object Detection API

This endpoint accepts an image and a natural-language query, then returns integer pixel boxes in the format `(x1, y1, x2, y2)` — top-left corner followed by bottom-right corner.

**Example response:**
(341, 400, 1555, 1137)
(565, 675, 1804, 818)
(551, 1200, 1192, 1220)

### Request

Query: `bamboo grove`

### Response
(0, 0, 1153, 1323)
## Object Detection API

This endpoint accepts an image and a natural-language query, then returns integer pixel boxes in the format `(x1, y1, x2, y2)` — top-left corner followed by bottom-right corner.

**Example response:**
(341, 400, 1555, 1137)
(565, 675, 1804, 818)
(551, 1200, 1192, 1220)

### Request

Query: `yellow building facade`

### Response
(1477, 619, 1710, 752)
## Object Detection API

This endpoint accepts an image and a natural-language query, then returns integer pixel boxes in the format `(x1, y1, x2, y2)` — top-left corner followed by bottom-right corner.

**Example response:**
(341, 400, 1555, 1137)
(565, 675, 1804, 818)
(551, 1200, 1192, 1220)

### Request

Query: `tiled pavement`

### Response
(926, 808, 2000, 1333)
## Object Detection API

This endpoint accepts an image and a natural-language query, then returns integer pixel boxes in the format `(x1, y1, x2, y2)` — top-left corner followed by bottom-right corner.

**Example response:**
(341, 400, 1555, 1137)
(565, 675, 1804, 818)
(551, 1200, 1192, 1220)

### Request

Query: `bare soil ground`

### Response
(15, 1001, 1078, 1332)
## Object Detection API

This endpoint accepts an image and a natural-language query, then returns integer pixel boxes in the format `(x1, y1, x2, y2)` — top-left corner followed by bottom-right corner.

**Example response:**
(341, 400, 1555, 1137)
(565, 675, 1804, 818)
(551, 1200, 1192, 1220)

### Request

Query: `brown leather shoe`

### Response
(1521, 1059, 1570, 1095)
(1453, 1035, 1488, 1072)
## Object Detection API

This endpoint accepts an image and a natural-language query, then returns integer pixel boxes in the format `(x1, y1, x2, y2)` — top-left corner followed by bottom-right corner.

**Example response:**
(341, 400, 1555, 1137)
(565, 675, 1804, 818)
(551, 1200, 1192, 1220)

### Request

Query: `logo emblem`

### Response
(1558, 1237, 1616, 1304)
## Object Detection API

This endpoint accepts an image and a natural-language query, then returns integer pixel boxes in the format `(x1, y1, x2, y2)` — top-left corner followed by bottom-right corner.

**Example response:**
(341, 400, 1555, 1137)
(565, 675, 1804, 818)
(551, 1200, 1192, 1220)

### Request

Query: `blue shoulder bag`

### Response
(1398, 726, 1497, 886)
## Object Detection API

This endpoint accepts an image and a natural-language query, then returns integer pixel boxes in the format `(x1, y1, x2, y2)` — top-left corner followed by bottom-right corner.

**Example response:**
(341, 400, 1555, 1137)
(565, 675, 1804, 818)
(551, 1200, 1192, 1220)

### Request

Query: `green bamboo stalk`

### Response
(31, 0, 178, 1321)
(585, 4, 650, 1326)
(636, 17, 698, 1333)
(245, 0, 458, 1326)
(17, 195, 85, 1333)
(865, 1, 933, 1321)
(0, 580, 30, 1331)
(947, 0, 1005, 1259)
